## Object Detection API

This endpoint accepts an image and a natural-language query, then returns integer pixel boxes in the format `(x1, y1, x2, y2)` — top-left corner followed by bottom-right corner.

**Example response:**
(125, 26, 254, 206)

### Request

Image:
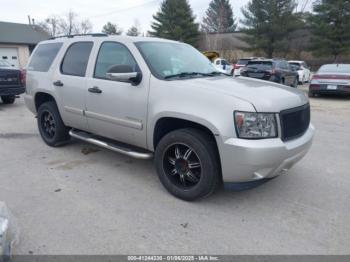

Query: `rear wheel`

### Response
(37, 101, 70, 147)
(1, 95, 15, 104)
(308, 91, 315, 97)
(292, 77, 298, 88)
(155, 128, 220, 201)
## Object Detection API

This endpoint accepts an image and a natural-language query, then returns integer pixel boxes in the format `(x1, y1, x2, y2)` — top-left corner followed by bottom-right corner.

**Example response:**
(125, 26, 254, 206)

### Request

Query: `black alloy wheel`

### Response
(163, 143, 202, 189)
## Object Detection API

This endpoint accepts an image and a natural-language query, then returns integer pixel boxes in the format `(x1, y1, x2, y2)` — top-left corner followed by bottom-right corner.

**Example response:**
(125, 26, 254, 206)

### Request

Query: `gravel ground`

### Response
(0, 86, 349, 255)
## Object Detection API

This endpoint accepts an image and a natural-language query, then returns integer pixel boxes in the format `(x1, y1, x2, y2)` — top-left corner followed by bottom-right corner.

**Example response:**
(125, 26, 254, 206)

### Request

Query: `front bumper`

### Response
(218, 124, 315, 182)
(0, 87, 25, 96)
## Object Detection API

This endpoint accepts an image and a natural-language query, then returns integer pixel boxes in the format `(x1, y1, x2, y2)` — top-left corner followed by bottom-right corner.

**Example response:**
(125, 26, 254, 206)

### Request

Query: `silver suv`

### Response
(24, 34, 315, 201)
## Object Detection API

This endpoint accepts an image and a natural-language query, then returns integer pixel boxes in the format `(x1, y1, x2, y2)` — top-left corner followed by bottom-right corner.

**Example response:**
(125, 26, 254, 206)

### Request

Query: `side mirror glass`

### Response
(106, 65, 142, 85)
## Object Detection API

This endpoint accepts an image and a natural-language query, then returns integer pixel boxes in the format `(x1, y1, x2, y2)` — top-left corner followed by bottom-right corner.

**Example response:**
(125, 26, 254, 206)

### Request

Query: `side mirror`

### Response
(106, 65, 142, 86)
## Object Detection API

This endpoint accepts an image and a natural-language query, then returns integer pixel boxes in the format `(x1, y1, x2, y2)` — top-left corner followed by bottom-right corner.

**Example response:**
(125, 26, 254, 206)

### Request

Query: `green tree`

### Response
(309, 0, 350, 61)
(201, 0, 237, 33)
(102, 22, 123, 35)
(240, 0, 300, 58)
(127, 20, 141, 36)
(149, 0, 199, 46)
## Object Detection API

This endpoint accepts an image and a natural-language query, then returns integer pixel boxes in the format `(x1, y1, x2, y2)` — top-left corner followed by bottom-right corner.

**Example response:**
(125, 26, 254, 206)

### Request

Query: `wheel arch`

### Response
(34, 92, 57, 111)
(151, 114, 220, 151)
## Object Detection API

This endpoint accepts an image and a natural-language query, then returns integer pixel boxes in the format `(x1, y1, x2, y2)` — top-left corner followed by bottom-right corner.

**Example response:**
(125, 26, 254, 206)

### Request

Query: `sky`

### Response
(1, 0, 313, 34)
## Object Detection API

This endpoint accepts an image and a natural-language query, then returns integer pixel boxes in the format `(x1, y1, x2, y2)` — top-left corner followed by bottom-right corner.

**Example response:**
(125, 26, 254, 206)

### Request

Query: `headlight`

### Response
(234, 111, 277, 139)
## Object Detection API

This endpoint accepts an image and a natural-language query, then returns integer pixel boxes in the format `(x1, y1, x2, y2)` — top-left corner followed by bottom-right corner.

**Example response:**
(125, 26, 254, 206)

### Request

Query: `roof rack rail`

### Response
(49, 33, 108, 40)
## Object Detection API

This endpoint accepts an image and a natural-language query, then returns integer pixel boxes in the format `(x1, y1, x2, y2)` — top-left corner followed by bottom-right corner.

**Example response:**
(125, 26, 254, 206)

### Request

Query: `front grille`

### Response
(280, 104, 310, 142)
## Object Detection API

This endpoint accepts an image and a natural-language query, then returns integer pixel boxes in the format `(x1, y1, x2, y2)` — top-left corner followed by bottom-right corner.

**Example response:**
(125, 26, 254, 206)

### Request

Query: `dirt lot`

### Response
(0, 86, 350, 255)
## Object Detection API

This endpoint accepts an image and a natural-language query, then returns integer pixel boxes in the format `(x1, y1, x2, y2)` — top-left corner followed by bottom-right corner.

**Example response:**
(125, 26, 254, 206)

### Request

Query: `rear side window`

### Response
(61, 42, 93, 77)
(27, 43, 63, 72)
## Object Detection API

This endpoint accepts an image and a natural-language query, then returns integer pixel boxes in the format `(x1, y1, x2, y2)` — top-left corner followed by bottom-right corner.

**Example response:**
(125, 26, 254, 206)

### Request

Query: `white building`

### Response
(0, 21, 49, 68)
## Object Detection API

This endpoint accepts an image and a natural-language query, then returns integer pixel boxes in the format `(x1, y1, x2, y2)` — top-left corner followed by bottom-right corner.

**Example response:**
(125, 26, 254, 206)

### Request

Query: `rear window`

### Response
(318, 64, 350, 74)
(289, 63, 301, 70)
(61, 42, 93, 77)
(27, 43, 63, 72)
(247, 61, 273, 70)
(237, 59, 250, 65)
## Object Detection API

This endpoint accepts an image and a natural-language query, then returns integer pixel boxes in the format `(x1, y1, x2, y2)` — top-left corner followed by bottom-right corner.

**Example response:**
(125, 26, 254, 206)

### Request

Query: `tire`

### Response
(1, 95, 15, 104)
(37, 101, 70, 147)
(292, 77, 298, 88)
(155, 128, 221, 201)
(279, 78, 285, 86)
(308, 91, 315, 98)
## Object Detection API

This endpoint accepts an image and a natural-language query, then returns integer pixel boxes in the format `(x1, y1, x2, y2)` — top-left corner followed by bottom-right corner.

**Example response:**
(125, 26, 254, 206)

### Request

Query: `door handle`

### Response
(53, 80, 64, 87)
(88, 86, 102, 94)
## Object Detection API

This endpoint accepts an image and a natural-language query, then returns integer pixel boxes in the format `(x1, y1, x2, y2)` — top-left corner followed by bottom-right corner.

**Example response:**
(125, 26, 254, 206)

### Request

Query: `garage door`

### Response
(0, 47, 19, 68)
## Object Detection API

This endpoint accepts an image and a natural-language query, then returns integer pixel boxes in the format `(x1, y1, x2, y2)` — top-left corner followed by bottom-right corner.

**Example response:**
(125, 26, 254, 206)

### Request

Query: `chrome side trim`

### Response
(69, 130, 153, 160)
(85, 111, 143, 130)
(64, 106, 84, 115)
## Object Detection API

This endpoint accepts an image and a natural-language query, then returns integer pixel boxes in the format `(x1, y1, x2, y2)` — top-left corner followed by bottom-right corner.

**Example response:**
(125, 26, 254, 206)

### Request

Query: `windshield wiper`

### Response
(164, 71, 227, 79)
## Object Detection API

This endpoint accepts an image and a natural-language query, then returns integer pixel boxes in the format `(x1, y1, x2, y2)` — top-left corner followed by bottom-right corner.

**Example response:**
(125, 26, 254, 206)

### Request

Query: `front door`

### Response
(53, 41, 93, 131)
(85, 41, 148, 148)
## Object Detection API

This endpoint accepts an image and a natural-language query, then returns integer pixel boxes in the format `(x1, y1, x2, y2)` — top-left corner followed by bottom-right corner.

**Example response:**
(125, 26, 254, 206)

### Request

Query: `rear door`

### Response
(53, 41, 93, 131)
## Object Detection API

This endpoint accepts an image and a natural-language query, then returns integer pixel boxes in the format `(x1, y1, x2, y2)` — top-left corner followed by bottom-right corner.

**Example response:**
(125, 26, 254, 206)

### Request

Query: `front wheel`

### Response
(1, 95, 15, 104)
(37, 101, 70, 147)
(155, 128, 221, 201)
(292, 77, 298, 88)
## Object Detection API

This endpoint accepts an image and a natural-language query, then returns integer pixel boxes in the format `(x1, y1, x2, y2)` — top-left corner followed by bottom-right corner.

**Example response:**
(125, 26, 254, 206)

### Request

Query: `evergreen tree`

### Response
(201, 0, 237, 33)
(240, 0, 300, 58)
(102, 22, 123, 35)
(149, 0, 199, 46)
(309, 0, 350, 61)
(127, 26, 141, 37)
(127, 20, 141, 36)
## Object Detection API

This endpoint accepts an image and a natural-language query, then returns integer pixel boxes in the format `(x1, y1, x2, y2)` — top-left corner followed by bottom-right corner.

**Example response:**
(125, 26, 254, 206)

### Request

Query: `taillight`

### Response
(234, 64, 240, 69)
(20, 70, 26, 87)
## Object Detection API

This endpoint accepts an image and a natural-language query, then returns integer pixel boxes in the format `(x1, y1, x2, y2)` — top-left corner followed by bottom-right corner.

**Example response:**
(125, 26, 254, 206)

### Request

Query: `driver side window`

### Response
(94, 42, 138, 79)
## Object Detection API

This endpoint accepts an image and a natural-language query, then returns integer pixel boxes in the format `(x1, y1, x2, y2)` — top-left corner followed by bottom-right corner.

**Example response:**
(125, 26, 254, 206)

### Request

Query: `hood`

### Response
(179, 76, 308, 112)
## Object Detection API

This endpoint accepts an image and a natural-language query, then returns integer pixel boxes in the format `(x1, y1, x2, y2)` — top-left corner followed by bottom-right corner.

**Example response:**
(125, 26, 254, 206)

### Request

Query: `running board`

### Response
(69, 130, 153, 160)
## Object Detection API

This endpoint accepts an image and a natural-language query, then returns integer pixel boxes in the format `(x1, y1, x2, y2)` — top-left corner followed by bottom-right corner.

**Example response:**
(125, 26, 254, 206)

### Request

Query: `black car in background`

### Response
(0, 60, 25, 104)
(240, 59, 299, 88)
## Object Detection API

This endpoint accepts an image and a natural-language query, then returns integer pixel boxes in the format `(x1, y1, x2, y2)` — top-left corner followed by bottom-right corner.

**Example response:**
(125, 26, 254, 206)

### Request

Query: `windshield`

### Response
(318, 64, 350, 74)
(247, 61, 273, 70)
(0, 60, 12, 68)
(136, 41, 217, 79)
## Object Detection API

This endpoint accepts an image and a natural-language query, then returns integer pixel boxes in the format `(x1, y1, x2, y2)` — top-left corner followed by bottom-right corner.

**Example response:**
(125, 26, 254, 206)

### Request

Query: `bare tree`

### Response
(60, 10, 78, 35)
(37, 15, 63, 37)
(38, 10, 94, 37)
(80, 19, 93, 34)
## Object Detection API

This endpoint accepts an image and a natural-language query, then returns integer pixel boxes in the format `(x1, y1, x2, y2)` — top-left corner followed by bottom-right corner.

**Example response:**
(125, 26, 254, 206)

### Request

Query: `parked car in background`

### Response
(309, 64, 350, 97)
(233, 58, 252, 76)
(241, 59, 298, 88)
(0, 60, 25, 104)
(24, 35, 314, 201)
(233, 57, 264, 76)
(213, 58, 234, 75)
(289, 60, 311, 84)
